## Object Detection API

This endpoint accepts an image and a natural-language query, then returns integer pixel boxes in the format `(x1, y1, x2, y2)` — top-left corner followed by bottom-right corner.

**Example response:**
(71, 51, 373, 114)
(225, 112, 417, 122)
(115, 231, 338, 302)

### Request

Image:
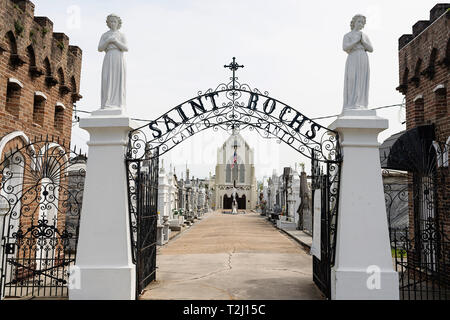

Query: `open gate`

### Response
(126, 147, 159, 297)
(0, 137, 85, 298)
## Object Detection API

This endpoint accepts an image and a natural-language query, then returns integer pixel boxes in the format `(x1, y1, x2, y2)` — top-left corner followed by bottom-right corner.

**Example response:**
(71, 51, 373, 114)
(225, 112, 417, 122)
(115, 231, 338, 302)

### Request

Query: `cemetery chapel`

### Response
(214, 131, 257, 210)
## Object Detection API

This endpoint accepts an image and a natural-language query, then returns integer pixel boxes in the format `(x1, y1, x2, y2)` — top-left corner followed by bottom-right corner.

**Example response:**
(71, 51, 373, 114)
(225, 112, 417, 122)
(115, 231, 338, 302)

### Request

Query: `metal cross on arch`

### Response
(224, 57, 244, 89)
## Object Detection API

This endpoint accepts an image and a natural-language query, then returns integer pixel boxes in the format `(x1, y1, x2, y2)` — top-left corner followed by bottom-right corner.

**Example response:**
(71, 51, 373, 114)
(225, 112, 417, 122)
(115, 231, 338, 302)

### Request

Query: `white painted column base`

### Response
(69, 111, 136, 300)
(70, 267, 135, 300)
(329, 109, 399, 300)
(331, 268, 399, 300)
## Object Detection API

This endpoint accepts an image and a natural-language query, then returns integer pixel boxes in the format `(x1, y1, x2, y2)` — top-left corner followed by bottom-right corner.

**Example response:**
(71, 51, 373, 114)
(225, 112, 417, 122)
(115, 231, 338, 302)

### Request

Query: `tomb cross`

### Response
(224, 57, 244, 89)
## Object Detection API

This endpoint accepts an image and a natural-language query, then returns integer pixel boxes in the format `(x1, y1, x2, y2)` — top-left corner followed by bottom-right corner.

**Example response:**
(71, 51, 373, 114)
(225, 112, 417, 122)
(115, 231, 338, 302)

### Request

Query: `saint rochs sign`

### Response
(147, 91, 322, 147)
(129, 58, 340, 163)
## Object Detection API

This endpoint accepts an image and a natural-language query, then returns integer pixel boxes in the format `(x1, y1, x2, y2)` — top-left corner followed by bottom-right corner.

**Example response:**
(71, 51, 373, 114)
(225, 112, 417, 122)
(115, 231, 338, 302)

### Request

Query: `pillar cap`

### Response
(79, 114, 137, 130)
(329, 111, 388, 132)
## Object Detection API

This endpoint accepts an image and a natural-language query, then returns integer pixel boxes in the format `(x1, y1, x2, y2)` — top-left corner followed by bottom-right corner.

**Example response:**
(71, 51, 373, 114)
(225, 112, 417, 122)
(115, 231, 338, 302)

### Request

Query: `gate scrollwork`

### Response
(0, 137, 86, 298)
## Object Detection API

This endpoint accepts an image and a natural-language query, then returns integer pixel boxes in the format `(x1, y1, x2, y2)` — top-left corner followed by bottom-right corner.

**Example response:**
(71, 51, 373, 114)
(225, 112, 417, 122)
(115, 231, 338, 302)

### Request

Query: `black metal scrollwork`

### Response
(0, 137, 86, 298)
(126, 58, 341, 165)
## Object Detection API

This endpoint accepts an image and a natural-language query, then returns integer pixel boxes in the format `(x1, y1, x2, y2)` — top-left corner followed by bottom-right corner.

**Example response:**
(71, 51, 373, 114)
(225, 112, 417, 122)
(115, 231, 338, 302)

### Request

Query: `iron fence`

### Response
(0, 138, 85, 298)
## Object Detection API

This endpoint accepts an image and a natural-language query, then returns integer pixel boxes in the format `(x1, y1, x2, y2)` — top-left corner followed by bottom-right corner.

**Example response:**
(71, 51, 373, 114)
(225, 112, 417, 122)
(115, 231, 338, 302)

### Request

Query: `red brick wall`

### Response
(0, 0, 83, 268)
(0, 0, 82, 145)
(397, 4, 449, 242)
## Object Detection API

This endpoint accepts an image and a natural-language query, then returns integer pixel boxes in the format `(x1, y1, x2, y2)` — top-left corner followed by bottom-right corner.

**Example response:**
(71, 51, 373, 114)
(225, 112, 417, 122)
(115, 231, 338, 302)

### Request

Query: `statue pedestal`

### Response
(69, 109, 136, 300)
(328, 110, 399, 300)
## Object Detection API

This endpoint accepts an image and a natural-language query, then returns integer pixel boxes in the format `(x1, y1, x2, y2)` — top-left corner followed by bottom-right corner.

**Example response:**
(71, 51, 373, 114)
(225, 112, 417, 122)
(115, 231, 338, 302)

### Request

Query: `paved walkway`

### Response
(140, 211, 324, 300)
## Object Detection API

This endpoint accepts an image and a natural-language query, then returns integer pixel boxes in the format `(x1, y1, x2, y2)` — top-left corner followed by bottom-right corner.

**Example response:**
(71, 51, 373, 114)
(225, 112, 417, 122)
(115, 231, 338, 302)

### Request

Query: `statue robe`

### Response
(98, 30, 127, 109)
(343, 31, 373, 110)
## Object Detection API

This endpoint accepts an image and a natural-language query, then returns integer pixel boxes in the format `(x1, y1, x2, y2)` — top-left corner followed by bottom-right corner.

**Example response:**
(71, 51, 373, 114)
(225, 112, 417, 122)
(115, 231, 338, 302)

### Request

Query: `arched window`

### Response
(239, 164, 245, 183)
(44, 57, 58, 87)
(58, 68, 70, 95)
(414, 95, 424, 125)
(410, 58, 422, 87)
(70, 76, 82, 102)
(33, 92, 47, 126)
(226, 164, 231, 183)
(57, 67, 65, 85)
(26, 45, 35, 67)
(54, 103, 65, 131)
(397, 67, 409, 94)
(71, 76, 77, 93)
(422, 48, 437, 79)
(5, 31, 24, 67)
(26, 45, 41, 78)
(44, 57, 52, 76)
(402, 67, 409, 85)
(6, 78, 22, 117)
(433, 84, 447, 117)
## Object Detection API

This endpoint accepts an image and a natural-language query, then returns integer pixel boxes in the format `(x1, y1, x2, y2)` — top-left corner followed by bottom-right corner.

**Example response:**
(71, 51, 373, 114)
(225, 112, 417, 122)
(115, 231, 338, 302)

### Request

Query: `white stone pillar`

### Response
(69, 110, 136, 300)
(329, 110, 399, 300)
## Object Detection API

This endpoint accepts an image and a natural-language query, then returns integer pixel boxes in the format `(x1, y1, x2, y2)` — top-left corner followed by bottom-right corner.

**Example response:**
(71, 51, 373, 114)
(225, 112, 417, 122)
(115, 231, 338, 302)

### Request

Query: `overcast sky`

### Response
(34, 0, 438, 180)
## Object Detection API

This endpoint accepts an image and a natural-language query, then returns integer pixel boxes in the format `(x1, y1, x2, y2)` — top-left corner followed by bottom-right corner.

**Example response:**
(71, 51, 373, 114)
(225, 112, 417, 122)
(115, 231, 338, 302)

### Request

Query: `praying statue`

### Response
(342, 14, 373, 112)
(98, 14, 128, 109)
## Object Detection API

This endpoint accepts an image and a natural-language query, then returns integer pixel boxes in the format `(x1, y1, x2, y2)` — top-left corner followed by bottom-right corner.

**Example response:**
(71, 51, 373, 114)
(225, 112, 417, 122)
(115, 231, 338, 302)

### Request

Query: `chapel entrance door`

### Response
(237, 194, 246, 209)
(223, 195, 232, 209)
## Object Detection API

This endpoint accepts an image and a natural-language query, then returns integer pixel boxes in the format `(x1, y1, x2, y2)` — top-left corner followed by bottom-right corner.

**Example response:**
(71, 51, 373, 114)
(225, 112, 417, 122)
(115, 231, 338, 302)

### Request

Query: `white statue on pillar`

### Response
(98, 14, 128, 110)
(342, 14, 373, 112)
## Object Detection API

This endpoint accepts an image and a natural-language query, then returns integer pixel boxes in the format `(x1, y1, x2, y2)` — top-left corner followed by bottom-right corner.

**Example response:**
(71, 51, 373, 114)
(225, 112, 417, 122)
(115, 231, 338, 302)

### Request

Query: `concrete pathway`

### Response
(140, 211, 324, 300)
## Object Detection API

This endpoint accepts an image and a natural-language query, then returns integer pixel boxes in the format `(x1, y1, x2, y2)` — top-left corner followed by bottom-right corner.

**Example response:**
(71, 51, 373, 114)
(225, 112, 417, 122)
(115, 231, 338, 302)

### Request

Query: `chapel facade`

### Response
(213, 132, 257, 210)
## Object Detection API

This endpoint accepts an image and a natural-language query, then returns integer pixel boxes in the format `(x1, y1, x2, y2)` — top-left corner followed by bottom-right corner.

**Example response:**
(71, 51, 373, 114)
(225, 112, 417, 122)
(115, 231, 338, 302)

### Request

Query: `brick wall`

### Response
(0, 0, 82, 146)
(0, 0, 83, 276)
(397, 4, 449, 246)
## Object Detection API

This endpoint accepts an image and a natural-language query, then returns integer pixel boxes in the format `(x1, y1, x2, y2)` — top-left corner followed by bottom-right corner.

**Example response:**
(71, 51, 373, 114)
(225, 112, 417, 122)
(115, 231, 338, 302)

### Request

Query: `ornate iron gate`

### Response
(383, 139, 450, 300)
(125, 58, 342, 298)
(311, 153, 340, 299)
(126, 147, 159, 297)
(385, 169, 450, 300)
(0, 138, 85, 298)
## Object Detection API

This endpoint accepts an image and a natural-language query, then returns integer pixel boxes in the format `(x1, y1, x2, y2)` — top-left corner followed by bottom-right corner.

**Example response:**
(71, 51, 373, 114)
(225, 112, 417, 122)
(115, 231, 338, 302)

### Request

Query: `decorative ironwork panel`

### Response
(311, 153, 340, 299)
(126, 148, 159, 297)
(0, 138, 85, 298)
(384, 140, 449, 300)
(390, 224, 450, 300)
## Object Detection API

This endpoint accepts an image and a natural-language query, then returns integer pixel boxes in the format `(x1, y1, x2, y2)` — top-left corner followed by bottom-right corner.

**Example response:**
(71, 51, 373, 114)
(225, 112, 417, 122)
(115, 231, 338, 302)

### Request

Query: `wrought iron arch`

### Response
(127, 72, 341, 164)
